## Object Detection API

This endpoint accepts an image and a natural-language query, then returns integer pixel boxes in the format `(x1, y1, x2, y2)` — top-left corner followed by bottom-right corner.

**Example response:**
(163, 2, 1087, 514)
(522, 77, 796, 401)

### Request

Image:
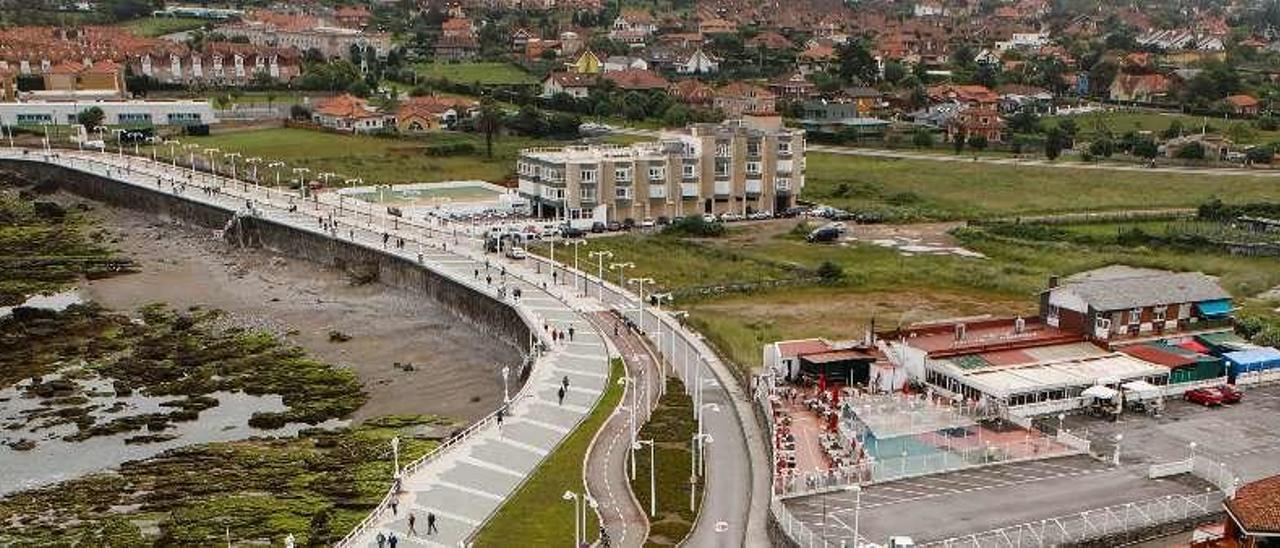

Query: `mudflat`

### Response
(80, 199, 520, 423)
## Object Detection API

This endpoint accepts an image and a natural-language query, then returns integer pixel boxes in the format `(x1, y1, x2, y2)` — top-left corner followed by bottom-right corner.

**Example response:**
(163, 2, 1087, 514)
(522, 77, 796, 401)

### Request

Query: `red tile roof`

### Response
(602, 68, 668, 90)
(1226, 474, 1280, 534)
(1225, 94, 1260, 107)
(776, 339, 832, 359)
(314, 93, 382, 119)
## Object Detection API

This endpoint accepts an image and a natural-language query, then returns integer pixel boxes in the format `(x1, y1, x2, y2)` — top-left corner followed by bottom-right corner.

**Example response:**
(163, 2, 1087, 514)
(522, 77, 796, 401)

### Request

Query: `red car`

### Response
(1185, 387, 1223, 407)
(1215, 385, 1243, 404)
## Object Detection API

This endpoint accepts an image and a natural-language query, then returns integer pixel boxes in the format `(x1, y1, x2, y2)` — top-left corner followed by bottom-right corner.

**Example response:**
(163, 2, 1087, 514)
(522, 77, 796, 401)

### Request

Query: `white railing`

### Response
(927, 491, 1223, 547)
(1237, 368, 1280, 386)
(1147, 459, 1193, 479)
(1056, 431, 1092, 454)
(772, 497, 821, 547)
(1009, 397, 1086, 417)
(1191, 455, 1239, 497)
(1160, 378, 1224, 397)
(775, 436, 1079, 499)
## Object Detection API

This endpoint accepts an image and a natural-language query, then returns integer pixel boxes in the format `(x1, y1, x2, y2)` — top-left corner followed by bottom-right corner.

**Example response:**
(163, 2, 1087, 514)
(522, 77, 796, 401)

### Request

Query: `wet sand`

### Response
(79, 199, 519, 423)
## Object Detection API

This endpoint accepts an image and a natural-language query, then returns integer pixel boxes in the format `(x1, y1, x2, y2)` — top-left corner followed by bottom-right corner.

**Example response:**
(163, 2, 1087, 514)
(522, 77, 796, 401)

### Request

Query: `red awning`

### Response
(1122, 344, 1196, 368)
(1179, 339, 1211, 354)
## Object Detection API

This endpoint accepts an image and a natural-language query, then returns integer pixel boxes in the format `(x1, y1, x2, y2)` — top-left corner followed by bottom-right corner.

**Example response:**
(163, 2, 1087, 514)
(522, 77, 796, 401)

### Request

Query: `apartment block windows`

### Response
(746, 161, 762, 175)
(614, 166, 632, 182)
(581, 168, 598, 183)
(682, 164, 696, 178)
(778, 141, 792, 154)
(648, 166, 666, 180)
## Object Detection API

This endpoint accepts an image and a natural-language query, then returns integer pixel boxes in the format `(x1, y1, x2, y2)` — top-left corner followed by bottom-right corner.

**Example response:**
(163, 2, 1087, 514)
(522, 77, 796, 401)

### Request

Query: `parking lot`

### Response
(783, 384, 1280, 545)
(1064, 382, 1280, 483)
(784, 454, 1212, 545)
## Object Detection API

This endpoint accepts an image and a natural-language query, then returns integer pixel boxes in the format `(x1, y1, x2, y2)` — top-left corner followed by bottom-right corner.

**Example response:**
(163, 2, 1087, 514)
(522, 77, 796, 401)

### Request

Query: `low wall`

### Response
(0, 158, 529, 360)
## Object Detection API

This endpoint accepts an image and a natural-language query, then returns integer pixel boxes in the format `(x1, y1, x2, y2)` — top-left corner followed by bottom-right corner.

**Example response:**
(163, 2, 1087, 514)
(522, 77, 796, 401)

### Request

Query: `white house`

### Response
(0, 100, 218, 126)
(674, 48, 719, 75)
(541, 72, 595, 98)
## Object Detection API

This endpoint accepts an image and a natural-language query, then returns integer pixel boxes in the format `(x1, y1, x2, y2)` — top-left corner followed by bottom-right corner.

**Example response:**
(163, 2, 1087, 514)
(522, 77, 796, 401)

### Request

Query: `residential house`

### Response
(218, 10, 392, 59)
(1223, 94, 1261, 117)
(566, 50, 602, 75)
(311, 93, 393, 133)
(913, 1, 945, 17)
(602, 55, 649, 72)
(713, 82, 777, 117)
(542, 72, 595, 98)
(510, 27, 535, 53)
(436, 18, 479, 61)
(1163, 133, 1230, 160)
(769, 71, 816, 99)
(41, 60, 126, 99)
(668, 79, 715, 107)
(927, 84, 999, 109)
(333, 5, 372, 29)
(673, 47, 719, 75)
(1213, 474, 1280, 547)
(602, 68, 668, 91)
(525, 38, 560, 61)
(610, 10, 657, 45)
(1040, 266, 1233, 343)
(0, 67, 15, 102)
(840, 87, 882, 115)
(946, 106, 1004, 143)
(1109, 72, 1171, 102)
(747, 31, 793, 50)
(396, 95, 477, 132)
(698, 17, 737, 35)
(798, 42, 837, 75)
(995, 83, 1053, 114)
(798, 98, 890, 137)
(129, 44, 302, 86)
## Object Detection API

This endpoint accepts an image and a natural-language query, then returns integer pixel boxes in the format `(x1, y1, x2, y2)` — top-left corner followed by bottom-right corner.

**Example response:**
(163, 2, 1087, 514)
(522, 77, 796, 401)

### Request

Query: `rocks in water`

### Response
(327, 330, 351, 343)
(25, 378, 77, 398)
(393, 362, 415, 372)
(124, 433, 179, 445)
(7, 439, 37, 451)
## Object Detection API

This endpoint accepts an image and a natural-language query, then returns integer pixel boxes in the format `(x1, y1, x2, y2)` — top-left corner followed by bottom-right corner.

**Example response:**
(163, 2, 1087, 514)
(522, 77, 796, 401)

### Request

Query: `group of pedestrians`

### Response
(377, 497, 439, 547)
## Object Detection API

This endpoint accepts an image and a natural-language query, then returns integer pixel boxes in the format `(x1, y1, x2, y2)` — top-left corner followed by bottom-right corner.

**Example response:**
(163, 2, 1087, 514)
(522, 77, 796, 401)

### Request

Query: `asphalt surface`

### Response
(583, 311, 660, 548)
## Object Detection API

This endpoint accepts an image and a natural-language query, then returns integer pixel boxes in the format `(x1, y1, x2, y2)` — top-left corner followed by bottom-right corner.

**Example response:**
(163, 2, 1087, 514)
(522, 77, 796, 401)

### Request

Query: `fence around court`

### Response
(925, 490, 1224, 548)
(775, 435, 1080, 499)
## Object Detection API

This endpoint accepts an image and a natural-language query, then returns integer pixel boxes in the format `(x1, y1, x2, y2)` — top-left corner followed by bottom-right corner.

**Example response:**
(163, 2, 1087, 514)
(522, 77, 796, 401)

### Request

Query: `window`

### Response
(1153, 306, 1167, 322)
(714, 159, 730, 177)
(614, 167, 632, 182)
(118, 113, 152, 124)
(778, 141, 791, 154)
(615, 186, 633, 199)
(1128, 308, 1142, 325)
(580, 187, 597, 201)
(747, 141, 761, 157)
(715, 142, 731, 157)
(648, 166, 665, 180)
(581, 169, 597, 183)
(682, 164, 696, 178)
(777, 159, 793, 173)
(166, 112, 202, 125)
(746, 161, 761, 175)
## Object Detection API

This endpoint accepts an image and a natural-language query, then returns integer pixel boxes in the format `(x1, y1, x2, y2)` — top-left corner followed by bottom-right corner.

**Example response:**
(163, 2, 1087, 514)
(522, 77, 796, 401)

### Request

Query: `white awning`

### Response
(1122, 380, 1162, 399)
(1082, 385, 1118, 400)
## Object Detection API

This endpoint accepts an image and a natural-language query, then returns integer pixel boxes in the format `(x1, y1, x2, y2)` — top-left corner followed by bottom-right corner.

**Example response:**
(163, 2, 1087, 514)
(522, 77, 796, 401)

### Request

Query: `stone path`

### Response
(0, 149, 612, 547)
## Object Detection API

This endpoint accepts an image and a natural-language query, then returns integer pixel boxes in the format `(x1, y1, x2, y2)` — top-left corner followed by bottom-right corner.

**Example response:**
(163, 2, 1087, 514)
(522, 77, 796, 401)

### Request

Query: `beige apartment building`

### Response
(517, 117, 804, 225)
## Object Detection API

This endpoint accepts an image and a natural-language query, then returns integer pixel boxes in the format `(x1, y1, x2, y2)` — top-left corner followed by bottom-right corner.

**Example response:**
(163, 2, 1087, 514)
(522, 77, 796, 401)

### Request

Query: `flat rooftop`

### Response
(887, 317, 1083, 358)
(937, 351, 1168, 397)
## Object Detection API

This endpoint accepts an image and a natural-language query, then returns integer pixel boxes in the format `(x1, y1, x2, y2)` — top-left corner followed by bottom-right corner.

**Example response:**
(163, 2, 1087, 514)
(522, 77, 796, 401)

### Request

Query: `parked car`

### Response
(721, 212, 743, 222)
(780, 206, 809, 218)
(701, 214, 717, 223)
(656, 216, 670, 225)
(640, 217, 656, 228)
(806, 226, 842, 243)
(561, 226, 587, 238)
(606, 221, 622, 231)
(622, 218, 636, 230)
(505, 246, 528, 260)
(1215, 385, 1243, 404)
(1184, 387, 1224, 407)
(591, 221, 606, 233)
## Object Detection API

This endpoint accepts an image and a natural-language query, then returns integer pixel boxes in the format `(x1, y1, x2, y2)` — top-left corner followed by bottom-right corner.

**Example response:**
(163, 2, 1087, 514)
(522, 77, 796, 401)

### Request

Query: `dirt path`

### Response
(78, 198, 520, 423)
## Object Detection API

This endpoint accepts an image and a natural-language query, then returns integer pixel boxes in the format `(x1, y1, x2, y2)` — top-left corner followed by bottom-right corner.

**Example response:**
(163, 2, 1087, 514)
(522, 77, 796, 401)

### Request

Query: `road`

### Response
(583, 311, 661, 548)
(611, 127, 1280, 177)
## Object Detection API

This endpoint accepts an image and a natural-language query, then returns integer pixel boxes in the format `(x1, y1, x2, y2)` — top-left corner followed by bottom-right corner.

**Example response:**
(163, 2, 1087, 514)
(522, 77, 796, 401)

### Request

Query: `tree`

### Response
(1008, 108, 1041, 134)
(1088, 137, 1114, 158)
(882, 61, 906, 85)
(816, 261, 844, 284)
(1161, 119, 1184, 140)
(77, 107, 105, 128)
(476, 100, 503, 159)
(952, 133, 966, 154)
(835, 39, 877, 85)
(1245, 145, 1274, 165)
(1226, 122, 1257, 145)
(967, 134, 988, 153)
(1174, 141, 1206, 160)
(662, 104, 690, 127)
(1044, 126, 1068, 160)
(912, 129, 935, 148)
(1133, 137, 1159, 160)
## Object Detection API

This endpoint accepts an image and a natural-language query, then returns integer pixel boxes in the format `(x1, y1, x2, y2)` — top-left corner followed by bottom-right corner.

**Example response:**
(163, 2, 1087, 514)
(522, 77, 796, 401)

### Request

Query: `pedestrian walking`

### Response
(388, 533, 398, 548)
(557, 386, 566, 405)
(376, 532, 386, 548)
(408, 513, 418, 536)
(568, 326, 575, 341)
(562, 375, 570, 390)
(486, 275, 492, 286)
(497, 407, 504, 429)
(427, 512, 438, 535)
(390, 498, 398, 516)
(474, 268, 479, 279)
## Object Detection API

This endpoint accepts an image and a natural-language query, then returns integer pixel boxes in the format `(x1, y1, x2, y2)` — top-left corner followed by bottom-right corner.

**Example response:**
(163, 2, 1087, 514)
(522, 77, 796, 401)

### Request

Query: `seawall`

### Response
(0, 158, 529, 368)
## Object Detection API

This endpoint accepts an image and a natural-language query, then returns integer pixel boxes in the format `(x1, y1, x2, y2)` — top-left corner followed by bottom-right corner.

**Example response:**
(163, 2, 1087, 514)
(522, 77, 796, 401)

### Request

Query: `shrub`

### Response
(424, 142, 476, 156)
(663, 215, 726, 237)
(816, 261, 844, 284)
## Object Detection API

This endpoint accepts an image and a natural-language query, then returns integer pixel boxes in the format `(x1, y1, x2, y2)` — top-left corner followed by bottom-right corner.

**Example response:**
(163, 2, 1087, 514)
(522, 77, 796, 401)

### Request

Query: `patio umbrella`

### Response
(817, 373, 827, 394)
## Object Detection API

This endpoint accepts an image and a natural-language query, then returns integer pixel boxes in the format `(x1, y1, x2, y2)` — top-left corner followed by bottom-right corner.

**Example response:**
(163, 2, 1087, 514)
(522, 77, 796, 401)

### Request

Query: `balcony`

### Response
(649, 186, 667, 199)
(518, 178, 541, 197)
(681, 183, 699, 199)
(714, 180, 731, 196)
(745, 179, 763, 196)
(775, 180, 791, 192)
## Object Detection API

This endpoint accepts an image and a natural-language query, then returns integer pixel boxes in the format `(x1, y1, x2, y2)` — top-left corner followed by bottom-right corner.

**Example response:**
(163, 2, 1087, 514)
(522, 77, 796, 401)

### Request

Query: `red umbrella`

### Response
(831, 386, 841, 408)
(817, 373, 827, 394)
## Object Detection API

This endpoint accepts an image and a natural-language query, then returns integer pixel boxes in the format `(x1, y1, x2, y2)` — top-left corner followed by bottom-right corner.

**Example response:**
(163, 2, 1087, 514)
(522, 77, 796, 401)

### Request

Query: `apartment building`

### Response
(516, 117, 804, 225)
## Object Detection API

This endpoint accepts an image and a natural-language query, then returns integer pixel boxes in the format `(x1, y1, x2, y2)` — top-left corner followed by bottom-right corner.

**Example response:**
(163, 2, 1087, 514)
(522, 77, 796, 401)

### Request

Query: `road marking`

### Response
(408, 503, 481, 526)
(434, 479, 505, 501)
(513, 417, 571, 434)
(493, 436, 550, 457)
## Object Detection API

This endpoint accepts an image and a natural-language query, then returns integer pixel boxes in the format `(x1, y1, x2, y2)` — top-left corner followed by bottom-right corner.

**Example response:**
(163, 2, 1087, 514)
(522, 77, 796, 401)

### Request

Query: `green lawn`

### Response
(631, 376, 701, 546)
(473, 359, 623, 547)
(1044, 110, 1280, 144)
(151, 127, 565, 184)
(116, 16, 207, 37)
(414, 62, 538, 86)
(804, 153, 1280, 221)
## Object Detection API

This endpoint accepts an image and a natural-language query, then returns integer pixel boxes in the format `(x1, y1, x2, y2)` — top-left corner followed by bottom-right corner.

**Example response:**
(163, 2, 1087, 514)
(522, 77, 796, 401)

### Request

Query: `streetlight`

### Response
(203, 147, 220, 175)
(589, 250, 612, 298)
(223, 151, 241, 181)
(267, 161, 285, 187)
(1188, 441, 1197, 463)
(244, 157, 262, 192)
(609, 262, 634, 306)
(1057, 413, 1066, 435)
(696, 402, 719, 472)
(564, 239, 587, 290)
(292, 167, 311, 198)
(633, 439, 656, 517)
(342, 179, 362, 216)
(165, 140, 180, 168)
(690, 433, 713, 511)
(391, 436, 400, 480)
(182, 143, 200, 173)
(852, 484, 862, 548)
(563, 490, 582, 548)
(502, 365, 511, 404)
(629, 277, 655, 333)
(1112, 433, 1123, 467)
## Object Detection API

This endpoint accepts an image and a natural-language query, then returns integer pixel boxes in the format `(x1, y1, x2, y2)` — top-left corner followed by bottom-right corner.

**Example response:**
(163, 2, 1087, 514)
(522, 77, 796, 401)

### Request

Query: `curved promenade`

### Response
(1, 146, 769, 547)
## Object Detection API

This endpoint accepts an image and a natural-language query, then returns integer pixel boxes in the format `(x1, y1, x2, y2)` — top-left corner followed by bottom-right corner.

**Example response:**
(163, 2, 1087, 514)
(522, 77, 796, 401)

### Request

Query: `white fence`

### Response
(775, 436, 1079, 499)
(926, 491, 1224, 547)
(772, 497, 824, 547)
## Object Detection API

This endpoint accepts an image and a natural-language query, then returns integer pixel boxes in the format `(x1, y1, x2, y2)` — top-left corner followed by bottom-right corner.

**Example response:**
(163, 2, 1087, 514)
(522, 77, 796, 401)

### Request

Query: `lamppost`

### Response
(267, 161, 285, 187)
(165, 140, 180, 168)
(851, 484, 863, 548)
(343, 179, 363, 216)
(609, 262, 634, 307)
(244, 157, 262, 192)
(629, 277, 655, 333)
(564, 239, 586, 291)
(618, 376, 638, 479)
(391, 436, 400, 479)
(203, 147, 220, 176)
(690, 433, 713, 511)
(1057, 413, 1066, 435)
(633, 439, 656, 517)
(223, 151, 241, 181)
(183, 143, 200, 173)
(562, 491, 597, 548)
(112, 128, 126, 158)
(502, 365, 511, 404)
(292, 167, 311, 198)
(589, 250, 612, 299)
(696, 402, 718, 471)
(1188, 441, 1197, 463)
(1112, 433, 1123, 467)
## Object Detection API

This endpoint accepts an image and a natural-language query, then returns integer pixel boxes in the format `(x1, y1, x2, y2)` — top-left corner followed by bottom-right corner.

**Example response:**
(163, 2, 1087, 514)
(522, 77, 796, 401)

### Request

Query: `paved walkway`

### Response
(0, 149, 612, 547)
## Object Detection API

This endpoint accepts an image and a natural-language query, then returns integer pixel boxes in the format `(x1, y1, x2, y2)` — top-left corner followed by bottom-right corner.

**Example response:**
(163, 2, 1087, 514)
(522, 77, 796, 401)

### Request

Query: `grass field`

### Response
(473, 359, 623, 546)
(631, 376, 701, 545)
(153, 128, 563, 184)
(804, 153, 1280, 221)
(116, 16, 207, 37)
(414, 62, 538, 86)
(1044, 110, 1280, 144)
